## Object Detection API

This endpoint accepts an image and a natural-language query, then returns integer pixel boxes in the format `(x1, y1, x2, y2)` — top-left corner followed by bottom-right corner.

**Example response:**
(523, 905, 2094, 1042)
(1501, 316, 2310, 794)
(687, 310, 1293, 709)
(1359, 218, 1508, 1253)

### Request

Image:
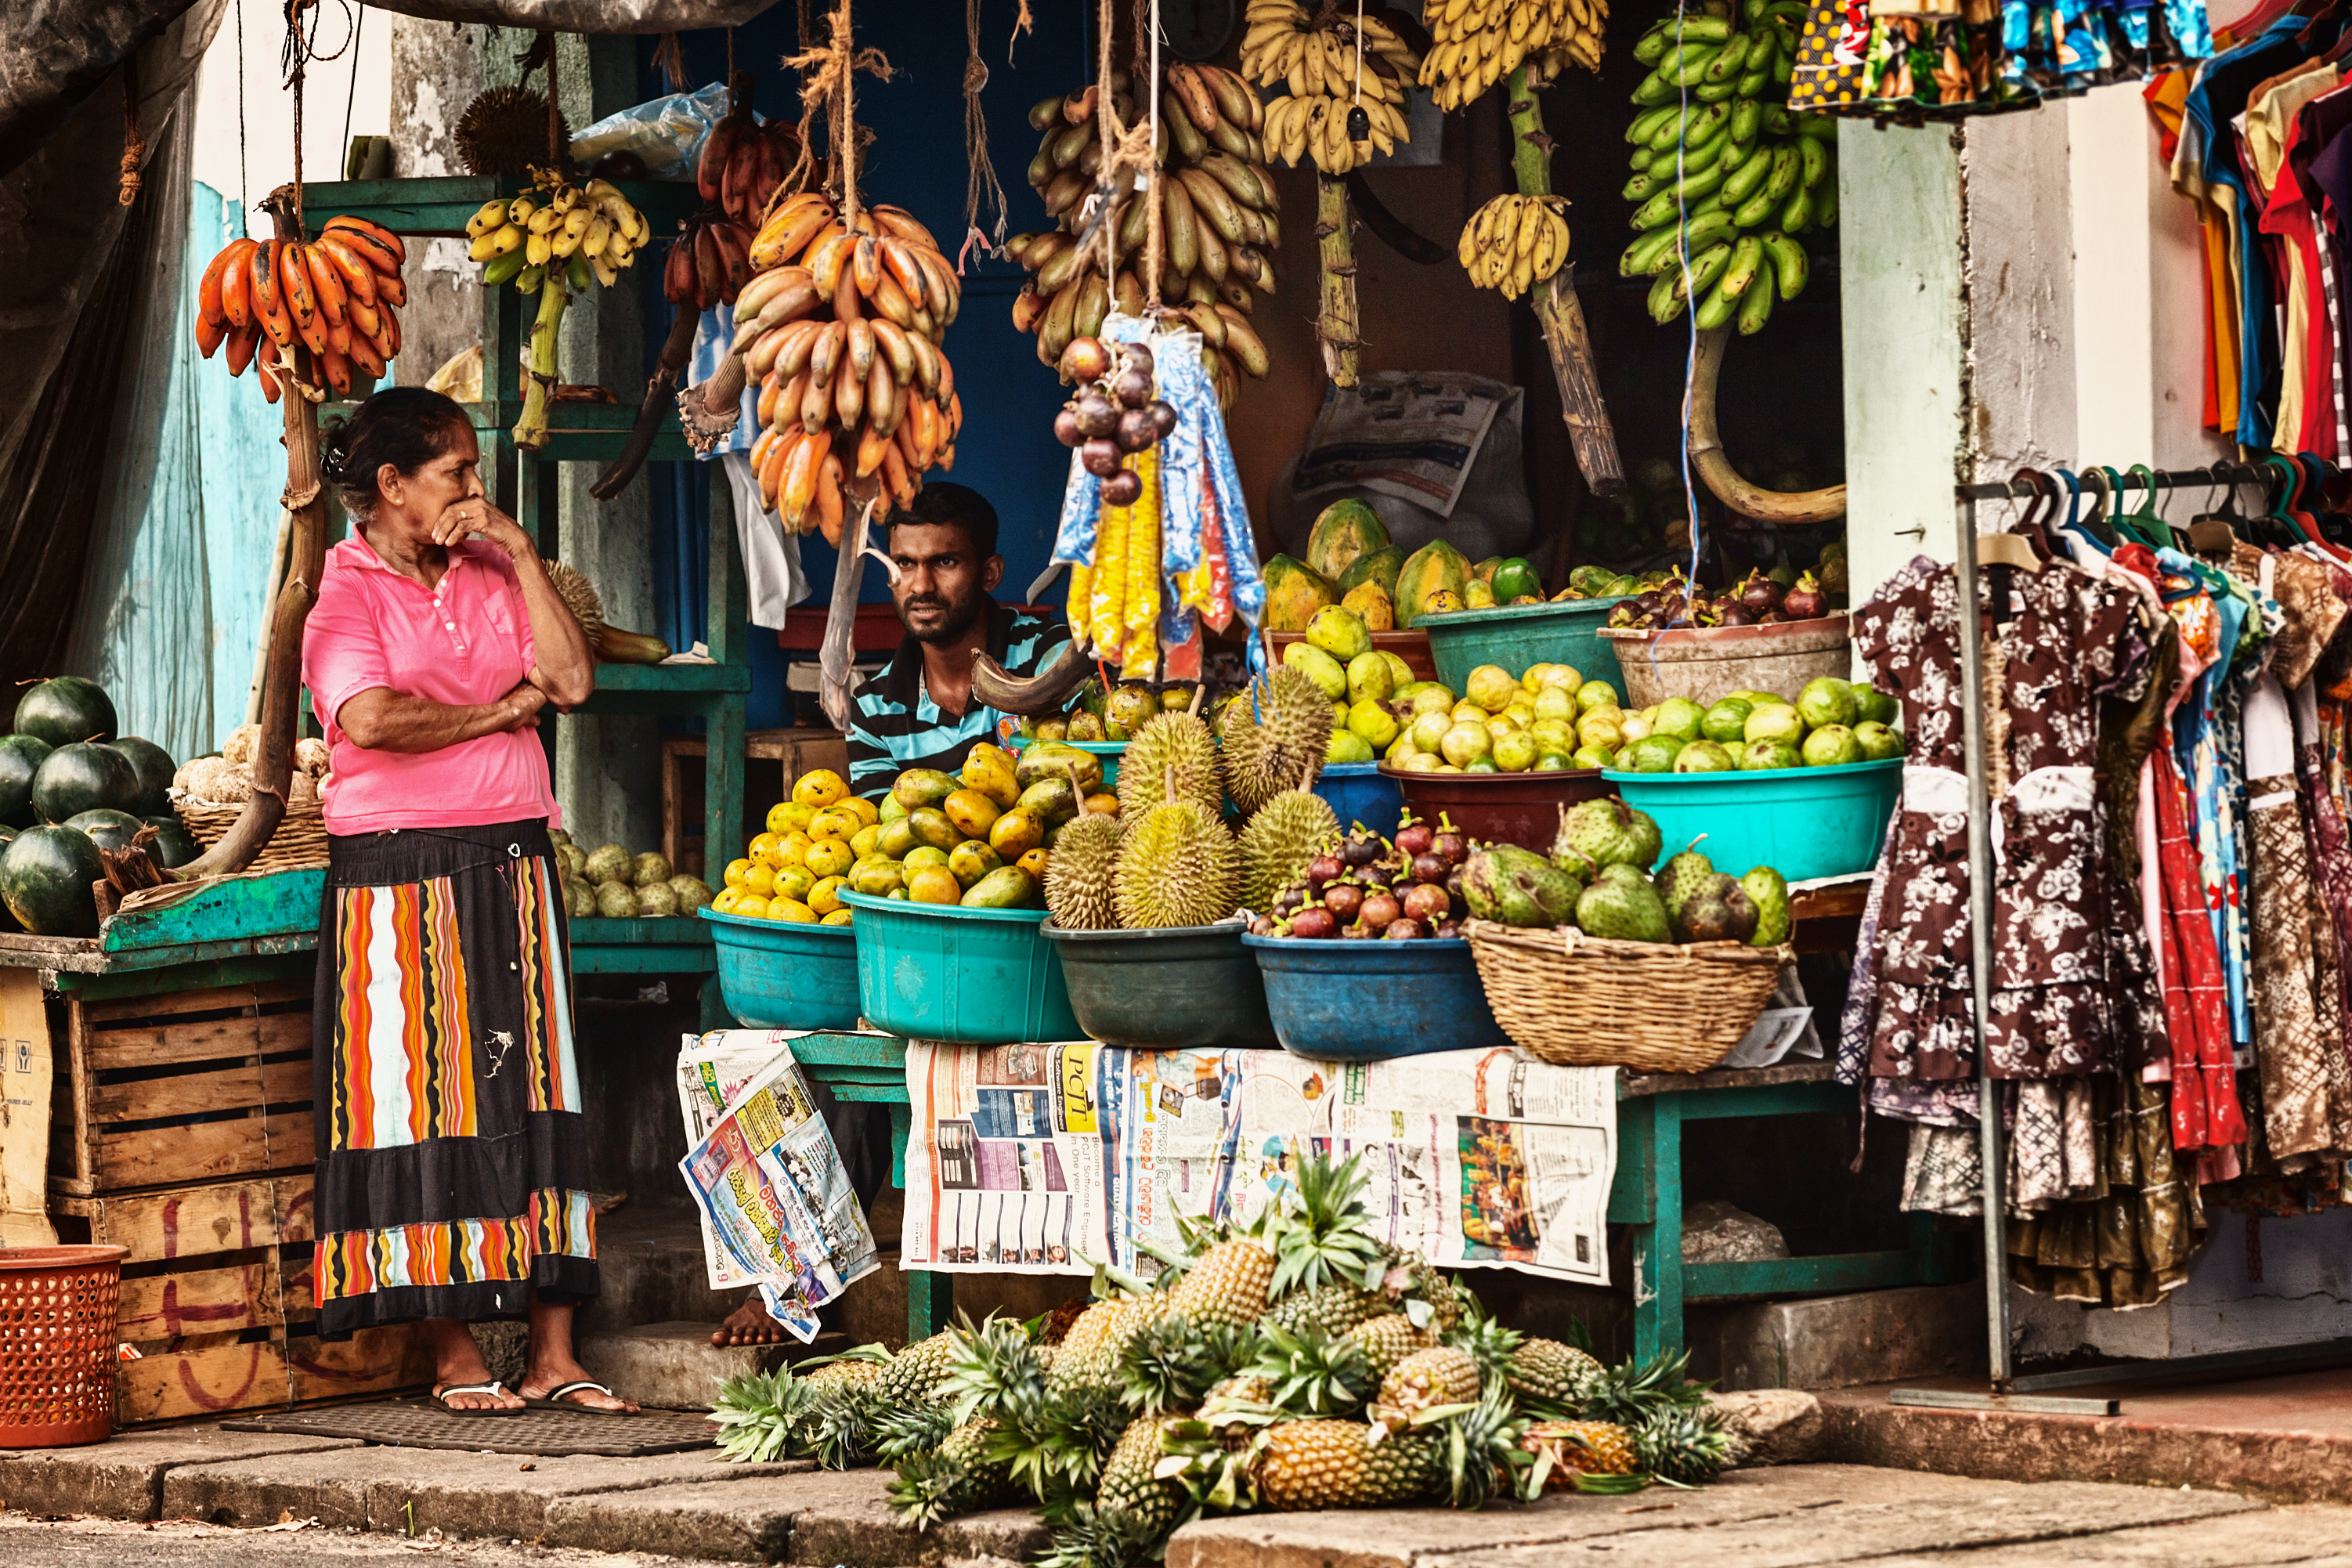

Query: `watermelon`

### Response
(64, 808, 145, 854)
(1, 825, 103, 936)
(1305, 499, 1391, 583)
(1260, 554, 1337, 631)
(32, 742, 139, 824)
(0, 734, 51, 829)
(107, 737, 176, 815)
(142, 815, 201, 870)
(13, 677, 116, 749)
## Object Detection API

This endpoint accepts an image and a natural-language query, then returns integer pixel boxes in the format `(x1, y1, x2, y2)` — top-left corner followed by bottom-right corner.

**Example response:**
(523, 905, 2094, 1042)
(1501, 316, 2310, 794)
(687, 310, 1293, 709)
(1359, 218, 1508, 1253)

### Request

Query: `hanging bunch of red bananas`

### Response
(193, 216, 408, 402)
(735, 190, 965, 543)
(663, 71, 805, 313)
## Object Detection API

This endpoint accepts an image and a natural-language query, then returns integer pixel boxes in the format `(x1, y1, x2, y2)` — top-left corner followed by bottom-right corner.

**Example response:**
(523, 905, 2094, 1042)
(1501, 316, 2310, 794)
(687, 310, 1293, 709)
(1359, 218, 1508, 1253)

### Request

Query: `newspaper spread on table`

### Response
(899, 1043, 1616, 1286)
(675, 1029, 881, 1342)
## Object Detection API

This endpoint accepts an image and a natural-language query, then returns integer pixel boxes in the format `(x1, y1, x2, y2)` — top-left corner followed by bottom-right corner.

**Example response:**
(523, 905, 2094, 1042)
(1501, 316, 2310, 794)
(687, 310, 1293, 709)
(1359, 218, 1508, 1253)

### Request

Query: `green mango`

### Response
(960, 865, 1039, 909)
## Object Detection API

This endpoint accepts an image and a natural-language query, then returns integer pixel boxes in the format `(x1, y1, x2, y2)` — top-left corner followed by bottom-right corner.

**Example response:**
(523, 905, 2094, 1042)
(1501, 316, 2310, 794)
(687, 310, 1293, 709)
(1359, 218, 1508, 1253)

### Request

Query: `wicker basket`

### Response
(1464, 919, 1792, 1073)
(172, 791, 331, 873)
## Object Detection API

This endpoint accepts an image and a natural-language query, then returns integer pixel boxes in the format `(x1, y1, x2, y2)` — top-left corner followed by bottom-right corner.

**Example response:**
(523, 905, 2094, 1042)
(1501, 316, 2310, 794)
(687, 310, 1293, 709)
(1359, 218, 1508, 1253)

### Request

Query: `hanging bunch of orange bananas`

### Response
(736, 191, 964, 542)
(193, 216, 408, 402)
(999, 63, 1278, 411)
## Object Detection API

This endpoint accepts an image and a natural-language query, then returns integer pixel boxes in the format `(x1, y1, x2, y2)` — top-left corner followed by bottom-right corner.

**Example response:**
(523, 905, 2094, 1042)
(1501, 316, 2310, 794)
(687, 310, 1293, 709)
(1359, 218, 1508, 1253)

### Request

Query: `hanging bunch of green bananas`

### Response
(464, 168, 651, 449)
(465, 170, 650, 293)
(1615, 0, 1834, 335)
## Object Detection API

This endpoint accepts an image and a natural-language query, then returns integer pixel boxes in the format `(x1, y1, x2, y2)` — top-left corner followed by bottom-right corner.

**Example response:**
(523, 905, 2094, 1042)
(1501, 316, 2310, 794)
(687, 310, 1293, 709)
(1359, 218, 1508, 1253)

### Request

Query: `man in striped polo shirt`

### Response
(844, 482, 1070, 801)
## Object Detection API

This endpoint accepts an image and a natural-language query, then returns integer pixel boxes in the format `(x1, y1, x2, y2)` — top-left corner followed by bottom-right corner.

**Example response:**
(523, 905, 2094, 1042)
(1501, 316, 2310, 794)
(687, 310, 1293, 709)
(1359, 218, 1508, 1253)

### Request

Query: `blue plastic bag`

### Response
(569, 81, 732, 181)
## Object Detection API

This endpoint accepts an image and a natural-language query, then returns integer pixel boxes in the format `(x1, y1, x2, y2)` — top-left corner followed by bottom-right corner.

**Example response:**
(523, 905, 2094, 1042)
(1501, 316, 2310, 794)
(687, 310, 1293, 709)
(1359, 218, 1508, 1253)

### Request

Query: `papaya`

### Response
(1472, 558, 1501, 587)
(1336, 544, 1404, 600)
(1340, 580, 1395, 630)
(1261, 554, 1337, 631)
(1393, 539, 1473, 628)
(1304, 497, 1391, 582)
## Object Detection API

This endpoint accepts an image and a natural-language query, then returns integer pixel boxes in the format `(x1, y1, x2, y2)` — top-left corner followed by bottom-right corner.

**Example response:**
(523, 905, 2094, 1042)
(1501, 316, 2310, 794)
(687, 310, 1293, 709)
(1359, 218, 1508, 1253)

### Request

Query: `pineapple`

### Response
(876, 1330, 960, 1407)
(1375, 1346, 1482, 1428)
(1634, 1403, 1736, 1484)
(1036, 1504, 1169, 1568)
(1165, 1230, 1277, 1330)
(1577, 1350, 1707, 1428)
(887, 1417, 1016, 1529)
(1433, 1383, 1533, 1508)
(938, 1312, 1049, 1425)
(1522, 1418, 1638, 1483)
(709, 1366, 818, 1464)
(1263, 1281, 1390, 1339)
(1243, 1321, 1372, 1416)
(1252, 1419, 1438, 1511)
(1266, 1149, 1387, 1299)
(1344, 1313, 1435, 1382)
(1116, 1311, 1250, 1416)
(1096, 1415, 1184, 1538)
(1049, 1295, 1159, 1396)
(871, 1399, 958, 1461)
(1507, 1336, 1603, 1411)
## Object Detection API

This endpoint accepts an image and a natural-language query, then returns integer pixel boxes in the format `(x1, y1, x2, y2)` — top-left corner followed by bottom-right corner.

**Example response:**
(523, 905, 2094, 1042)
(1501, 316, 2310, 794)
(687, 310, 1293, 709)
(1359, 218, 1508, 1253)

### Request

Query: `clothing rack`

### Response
(1887, 463, 2352, 1418)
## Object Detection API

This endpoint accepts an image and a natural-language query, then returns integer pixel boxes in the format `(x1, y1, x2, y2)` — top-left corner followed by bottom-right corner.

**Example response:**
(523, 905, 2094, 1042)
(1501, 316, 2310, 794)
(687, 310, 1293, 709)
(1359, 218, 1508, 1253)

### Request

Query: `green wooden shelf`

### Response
(301, 175, 702, 240)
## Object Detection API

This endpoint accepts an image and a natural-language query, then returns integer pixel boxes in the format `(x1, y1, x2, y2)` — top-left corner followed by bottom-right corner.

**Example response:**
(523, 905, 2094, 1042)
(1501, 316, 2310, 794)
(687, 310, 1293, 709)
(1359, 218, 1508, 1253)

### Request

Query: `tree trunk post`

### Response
(1507, 65, 1624, 497)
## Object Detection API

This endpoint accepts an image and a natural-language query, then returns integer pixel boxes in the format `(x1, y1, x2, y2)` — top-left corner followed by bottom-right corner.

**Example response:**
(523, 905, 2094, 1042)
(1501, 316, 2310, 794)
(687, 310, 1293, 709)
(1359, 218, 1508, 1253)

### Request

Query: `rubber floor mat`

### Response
(222, 1399, 717, 1457)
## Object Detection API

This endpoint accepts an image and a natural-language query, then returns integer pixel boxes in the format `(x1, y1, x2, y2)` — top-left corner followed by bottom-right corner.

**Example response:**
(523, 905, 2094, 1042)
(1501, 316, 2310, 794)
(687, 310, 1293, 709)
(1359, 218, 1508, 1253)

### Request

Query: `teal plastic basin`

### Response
(1422, 598, 1631, 693)
(1314, 762, 1405, 840)
(1006, 737, 1125, 790)
(836, 889, 1080, 1043)
(699, 908, 861, 1030)
(1243, 934, 1508, 1060)
(1603, 757, 1902, 881)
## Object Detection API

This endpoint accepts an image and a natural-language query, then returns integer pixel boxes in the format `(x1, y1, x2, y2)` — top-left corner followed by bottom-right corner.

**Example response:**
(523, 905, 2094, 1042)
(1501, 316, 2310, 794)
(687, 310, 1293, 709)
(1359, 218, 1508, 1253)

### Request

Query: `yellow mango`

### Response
(988, 807, 1045, 860)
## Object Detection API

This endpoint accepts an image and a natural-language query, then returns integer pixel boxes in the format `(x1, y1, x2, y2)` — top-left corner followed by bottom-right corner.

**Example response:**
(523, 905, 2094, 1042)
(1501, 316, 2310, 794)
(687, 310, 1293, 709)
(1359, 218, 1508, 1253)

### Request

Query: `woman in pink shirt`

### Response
(302, 388, 630, 1415)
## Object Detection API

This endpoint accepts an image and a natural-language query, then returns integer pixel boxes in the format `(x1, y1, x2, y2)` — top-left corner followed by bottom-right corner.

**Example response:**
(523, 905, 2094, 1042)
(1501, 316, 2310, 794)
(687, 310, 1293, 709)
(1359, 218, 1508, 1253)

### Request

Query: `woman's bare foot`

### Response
(427, 1318, 522, 1412)
(711, 1295, 790, 1346)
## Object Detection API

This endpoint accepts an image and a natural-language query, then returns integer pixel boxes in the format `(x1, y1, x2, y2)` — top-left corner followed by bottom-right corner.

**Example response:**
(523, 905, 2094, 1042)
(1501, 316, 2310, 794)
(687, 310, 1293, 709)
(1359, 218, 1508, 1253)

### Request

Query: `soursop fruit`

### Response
(1741, 865, 1791, 946)
(1654, 847, 1717, 920)
(1463, 847, 1581, 929)
(1556, 799, 1650, 871)
(1575, 876, 1671, 942)
(1673, 876, 1756, 943)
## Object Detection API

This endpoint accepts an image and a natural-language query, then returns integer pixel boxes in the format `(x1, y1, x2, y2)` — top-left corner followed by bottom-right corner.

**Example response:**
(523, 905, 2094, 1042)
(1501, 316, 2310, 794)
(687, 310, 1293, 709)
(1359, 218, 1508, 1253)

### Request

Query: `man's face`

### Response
(888, 521, 1002, 645)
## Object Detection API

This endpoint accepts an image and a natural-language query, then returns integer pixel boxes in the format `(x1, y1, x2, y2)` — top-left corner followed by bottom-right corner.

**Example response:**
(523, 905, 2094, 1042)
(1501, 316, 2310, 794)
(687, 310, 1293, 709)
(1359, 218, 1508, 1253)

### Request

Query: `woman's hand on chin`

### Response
(432, 497, 532, 558)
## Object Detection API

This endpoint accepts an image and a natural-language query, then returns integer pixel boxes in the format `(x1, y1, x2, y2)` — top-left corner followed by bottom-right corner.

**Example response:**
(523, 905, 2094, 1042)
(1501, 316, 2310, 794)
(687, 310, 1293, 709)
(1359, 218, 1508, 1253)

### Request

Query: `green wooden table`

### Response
(777, 1035, 1966, 1353)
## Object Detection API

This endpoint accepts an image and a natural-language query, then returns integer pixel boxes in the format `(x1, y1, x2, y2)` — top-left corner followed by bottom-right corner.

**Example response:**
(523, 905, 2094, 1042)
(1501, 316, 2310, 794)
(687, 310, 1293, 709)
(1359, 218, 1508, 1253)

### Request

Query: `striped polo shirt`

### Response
(844, 601, 1071, 799)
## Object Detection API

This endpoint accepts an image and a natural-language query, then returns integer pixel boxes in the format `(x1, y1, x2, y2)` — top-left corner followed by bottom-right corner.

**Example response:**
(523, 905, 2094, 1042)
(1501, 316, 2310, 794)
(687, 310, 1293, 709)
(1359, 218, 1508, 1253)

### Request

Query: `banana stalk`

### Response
(514, 270, 570, 452)
(1508, 64, 1624, 496)
(1315, 174, 1360, 388)
(1687, 325, 1846, 523)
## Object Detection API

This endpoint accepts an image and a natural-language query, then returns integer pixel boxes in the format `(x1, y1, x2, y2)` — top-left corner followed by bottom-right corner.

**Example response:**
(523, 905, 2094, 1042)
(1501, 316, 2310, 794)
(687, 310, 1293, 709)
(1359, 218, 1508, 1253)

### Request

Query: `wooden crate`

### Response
(52, 1172, 428, 1425)
(660, 726, 851, 875)
(49, 981, 315, 1199)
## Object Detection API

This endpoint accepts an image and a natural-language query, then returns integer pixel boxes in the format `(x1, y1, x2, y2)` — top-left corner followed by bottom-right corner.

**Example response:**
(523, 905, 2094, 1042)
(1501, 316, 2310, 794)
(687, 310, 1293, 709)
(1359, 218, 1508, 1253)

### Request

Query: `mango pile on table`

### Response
(715, 768, 874, 925)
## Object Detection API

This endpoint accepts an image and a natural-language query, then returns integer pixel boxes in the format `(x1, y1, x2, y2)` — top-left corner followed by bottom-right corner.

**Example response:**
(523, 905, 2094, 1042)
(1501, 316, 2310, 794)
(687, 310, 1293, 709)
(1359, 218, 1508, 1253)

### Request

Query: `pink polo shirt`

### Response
(301, 537, 562, 835)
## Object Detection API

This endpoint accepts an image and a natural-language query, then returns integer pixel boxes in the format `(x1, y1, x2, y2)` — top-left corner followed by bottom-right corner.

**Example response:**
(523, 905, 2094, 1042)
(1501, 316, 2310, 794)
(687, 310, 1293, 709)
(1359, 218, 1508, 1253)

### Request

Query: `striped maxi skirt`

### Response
(311, 821, 598, 1339)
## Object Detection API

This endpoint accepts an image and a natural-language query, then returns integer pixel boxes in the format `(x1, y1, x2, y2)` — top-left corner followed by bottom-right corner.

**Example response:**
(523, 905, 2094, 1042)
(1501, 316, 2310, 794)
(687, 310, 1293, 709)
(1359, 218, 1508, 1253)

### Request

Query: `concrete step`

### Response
(1817, 1367, 2352, 1505)
(576, 1321, 851, 1411)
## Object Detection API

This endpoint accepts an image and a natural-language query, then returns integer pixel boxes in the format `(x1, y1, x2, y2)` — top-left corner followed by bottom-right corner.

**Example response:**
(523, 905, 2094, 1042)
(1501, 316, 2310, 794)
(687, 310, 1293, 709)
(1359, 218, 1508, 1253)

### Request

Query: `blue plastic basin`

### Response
(836, 889, 1081, 1044)
(1242, 933, 1508, 1060)
(699, 908, 862, 1030)
(1604, 757, 1901, 881)
(1313, 763, 1405, 840)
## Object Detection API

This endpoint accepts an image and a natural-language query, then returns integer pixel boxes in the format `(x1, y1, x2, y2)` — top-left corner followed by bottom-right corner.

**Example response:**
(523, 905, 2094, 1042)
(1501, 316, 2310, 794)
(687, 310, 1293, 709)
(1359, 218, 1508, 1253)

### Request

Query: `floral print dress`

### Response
(1852, 555, 2152, 1084)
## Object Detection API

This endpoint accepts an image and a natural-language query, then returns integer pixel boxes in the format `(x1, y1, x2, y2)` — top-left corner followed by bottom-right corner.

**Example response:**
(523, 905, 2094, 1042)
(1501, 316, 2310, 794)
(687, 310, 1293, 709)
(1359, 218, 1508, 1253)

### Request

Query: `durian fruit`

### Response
(454, 85, 568, 177)
(1117, 712, 1221, 817)
(1237, 789, 1338, 912)
(545, 558, 606, 641)
(1217, 667, 1334, 815)
(1045, 811, 1125, 930)
(1112, 799, 1240, 930)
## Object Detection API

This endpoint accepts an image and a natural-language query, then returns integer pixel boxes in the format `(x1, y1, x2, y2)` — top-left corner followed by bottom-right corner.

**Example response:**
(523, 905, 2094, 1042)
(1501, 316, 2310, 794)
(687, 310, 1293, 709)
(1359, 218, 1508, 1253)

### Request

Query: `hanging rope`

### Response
(1080, 0, 1158, 309)
(962, 0, 1011, 261)
(117, 56, 144, 207)
(1006, 0, 1035, 62)
(341, 1, 363, 176)
(653, 32, 689, 93)
(544, 31, 562, 166)
(237, 0, 251, 237)
(1143, 0, 1162, 310)
(781, 0, 893, 219)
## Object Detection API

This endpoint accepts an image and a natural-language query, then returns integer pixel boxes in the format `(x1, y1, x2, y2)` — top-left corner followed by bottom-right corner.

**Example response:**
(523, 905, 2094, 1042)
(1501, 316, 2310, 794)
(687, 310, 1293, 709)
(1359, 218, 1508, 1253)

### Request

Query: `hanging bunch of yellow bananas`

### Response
(465, 171, 650, 291)
(464, 168, 651, 449)
(1458, 193, 1571, 300)
(1420, 0, 1608, 111)
(1242, 0, 1422, 175)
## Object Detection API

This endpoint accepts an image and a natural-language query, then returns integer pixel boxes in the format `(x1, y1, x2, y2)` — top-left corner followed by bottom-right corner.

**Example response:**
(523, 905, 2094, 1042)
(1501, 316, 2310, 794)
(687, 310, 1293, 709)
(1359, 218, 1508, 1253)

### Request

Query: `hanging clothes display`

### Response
(1842, 473, 2352, 1308)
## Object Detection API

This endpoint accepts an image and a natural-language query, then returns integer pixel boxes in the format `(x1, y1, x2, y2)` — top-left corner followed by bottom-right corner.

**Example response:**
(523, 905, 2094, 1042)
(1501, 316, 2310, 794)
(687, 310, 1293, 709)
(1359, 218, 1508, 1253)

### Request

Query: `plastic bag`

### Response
(569, 81, 731, 182)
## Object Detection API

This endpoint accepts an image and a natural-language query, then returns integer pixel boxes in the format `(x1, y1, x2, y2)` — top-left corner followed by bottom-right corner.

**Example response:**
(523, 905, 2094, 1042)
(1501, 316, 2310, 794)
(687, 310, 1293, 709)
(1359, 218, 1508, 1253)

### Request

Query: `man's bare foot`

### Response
(712, 1295, 790, 1346)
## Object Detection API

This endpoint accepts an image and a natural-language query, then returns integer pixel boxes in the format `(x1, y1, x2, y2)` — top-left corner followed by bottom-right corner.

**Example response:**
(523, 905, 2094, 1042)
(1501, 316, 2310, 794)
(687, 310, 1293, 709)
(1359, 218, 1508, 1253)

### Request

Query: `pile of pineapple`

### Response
(710, 1151, 1732, 1562)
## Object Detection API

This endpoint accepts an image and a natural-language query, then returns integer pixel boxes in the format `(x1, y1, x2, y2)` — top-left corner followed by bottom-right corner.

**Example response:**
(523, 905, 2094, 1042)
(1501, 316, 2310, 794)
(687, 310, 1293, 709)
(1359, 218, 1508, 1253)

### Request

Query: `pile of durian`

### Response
(172, 724, 330, 810)
(1046, 667, 1341, 931)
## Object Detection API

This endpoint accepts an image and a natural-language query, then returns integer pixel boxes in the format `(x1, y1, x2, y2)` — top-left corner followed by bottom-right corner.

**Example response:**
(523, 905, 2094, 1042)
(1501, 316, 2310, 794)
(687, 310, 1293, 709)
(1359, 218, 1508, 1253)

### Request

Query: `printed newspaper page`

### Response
(676, 1029, 881, 1342)
(901, 1044, 1613, 1287)
(1288, 374, 1506, 517)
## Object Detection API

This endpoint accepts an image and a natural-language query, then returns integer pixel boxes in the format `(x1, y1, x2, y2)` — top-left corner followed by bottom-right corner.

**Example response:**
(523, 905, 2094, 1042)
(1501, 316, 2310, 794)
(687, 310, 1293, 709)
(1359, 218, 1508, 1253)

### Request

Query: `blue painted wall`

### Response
(642, 2, 1095, 731)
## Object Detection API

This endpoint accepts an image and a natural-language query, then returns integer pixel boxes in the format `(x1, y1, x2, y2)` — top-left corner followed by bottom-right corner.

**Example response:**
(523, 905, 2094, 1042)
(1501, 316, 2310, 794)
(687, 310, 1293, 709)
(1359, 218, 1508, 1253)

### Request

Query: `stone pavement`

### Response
(4, 1429, 2350, 1566)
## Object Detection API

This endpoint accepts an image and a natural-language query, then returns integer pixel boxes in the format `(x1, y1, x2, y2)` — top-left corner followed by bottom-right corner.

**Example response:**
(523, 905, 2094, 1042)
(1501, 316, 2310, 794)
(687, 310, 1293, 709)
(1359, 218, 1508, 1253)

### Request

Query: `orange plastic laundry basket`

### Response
(0, 1246, 128, 1447)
